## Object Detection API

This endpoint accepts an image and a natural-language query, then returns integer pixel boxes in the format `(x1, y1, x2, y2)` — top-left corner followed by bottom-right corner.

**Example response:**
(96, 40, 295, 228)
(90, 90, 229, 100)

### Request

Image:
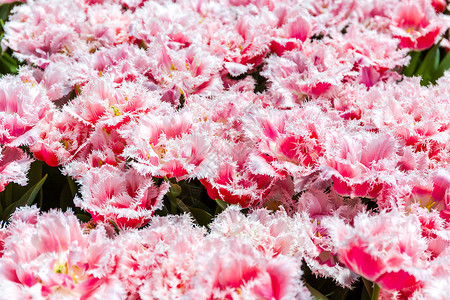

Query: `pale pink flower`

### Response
(0, 76, 53, 147)
(359, 77, 449, 171)
(75, 165, 170, 228)
(31, 76, 170, 168)
(210, 206, 301, 257)
(396, 173, 444, 212)
(61, 124, 130, 180)
(121, 110, 216, 180)
(0, 0, 25, 3)
(0, 206, 126, 299)
(210, 206, 359, 287)
(114, 214, 207, 298)
(191, 240, 308, 300)
(143, 41, 223, 103)
(244, 103, 335, 193)
(262, 42, 355, 107)
(303, 0, 358, 30)
(18, 64, 75, 103)
(325, 25, 408, 88)
(207, 7, 273, 76)
(128, 0, 207, 48)
(413, 245, 450, 300)
(78, 3, 132, 49)
(411, 206, 450, 259)
(2, 0, 85, 67)
(115, 211, 311, 299)
(138, 236, 309, 300)
(89, 44, 153, 87)
(64, 76, 158, 126)
(0, 147, 33, 192)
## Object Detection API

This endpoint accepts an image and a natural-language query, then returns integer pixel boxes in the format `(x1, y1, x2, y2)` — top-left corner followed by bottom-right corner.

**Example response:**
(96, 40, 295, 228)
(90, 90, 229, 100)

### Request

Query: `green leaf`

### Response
(27, 160, 43, 206)
(22, 174, 47, 206)
(0, 52, 19, 74)
(59, 183, 74, 210)
(2, 174, 47, 221)
(154, 203, 169, 217)
(39, 187, 43, 208)
(402, 51, 421, 77)
(181, 196, 213, 214)
(215, 198, 229, 211)
(435, 50, 450, 80)
(214, 198, 230, 215)
(0, 59, 16, 74)
(175, 198, 190, 213)
(109, 219, 120, 234)
(28, 160, 43, 186)
(361, 287, 371, 300)
(329, 288, 348, 300)
(2, 182, 12, 209)
(415, 45, 440, 85)
(362, 278, 373, 297)
(75, 213, 92, 223)
(67, 176, 78, 198)
(187, 206, 212, 226)
(178, 181, 203, 199)
(169, 183, 182, 197)
(305, 283, 329, 300)
(0, 3, 16, 24)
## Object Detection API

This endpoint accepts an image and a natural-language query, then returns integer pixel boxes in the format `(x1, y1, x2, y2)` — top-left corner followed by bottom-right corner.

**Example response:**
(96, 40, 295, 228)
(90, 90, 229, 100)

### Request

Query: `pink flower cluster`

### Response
(0, 0, 449, 298)
(0, 206, 311, 299)
(2, 205, 450, 299)
(324, 208, 450, 299)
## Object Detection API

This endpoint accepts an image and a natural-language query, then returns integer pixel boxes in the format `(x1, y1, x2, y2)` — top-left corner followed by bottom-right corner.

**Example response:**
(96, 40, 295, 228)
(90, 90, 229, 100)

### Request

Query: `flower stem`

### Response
(371, 284, 380, 300)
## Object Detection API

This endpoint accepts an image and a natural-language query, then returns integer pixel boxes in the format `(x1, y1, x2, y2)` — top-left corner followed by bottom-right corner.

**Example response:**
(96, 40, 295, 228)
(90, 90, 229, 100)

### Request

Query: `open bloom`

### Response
(262, 42, 355, 107)
(0, 76, 52, 147)
(323, 210, 431, 296)
(0, 206, 126, 299)
(200, 142, 276, 207)
(321, 132, 398, 199)
(122, 111, 216, 181)
(0, 147, 33, 192)
(390, 0, 447, 50)
(75, 165, 170, 228)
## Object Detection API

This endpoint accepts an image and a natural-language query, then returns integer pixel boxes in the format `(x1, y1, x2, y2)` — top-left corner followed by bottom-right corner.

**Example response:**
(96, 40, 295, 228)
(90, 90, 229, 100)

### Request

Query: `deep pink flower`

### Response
(431, 0, 447, 12)
(245, 104, 330, 193)
(321, 133, 398, 199)
(269, 6, 312, 56)
(390, 0, 446, 50)
(324, 211, 430, 295)
(30, 110, 91, 167)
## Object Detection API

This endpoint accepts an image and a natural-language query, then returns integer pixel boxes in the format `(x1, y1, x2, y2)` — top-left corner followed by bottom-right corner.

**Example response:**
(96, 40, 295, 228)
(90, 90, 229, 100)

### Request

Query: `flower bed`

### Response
(0, 0, 449, 299)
